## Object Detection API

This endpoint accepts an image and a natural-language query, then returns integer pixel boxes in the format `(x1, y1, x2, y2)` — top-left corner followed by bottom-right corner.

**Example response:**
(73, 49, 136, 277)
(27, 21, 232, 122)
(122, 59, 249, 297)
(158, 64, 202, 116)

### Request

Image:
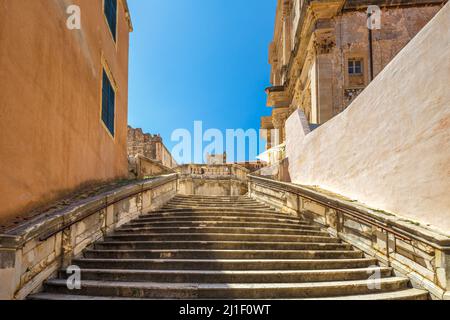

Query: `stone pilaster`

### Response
(0, 247, 19, 299)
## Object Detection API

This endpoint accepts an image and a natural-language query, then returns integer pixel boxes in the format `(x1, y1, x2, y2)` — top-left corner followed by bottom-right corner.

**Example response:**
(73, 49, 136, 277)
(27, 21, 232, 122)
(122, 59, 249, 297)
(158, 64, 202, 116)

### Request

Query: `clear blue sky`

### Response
(127, 0, 276, 162)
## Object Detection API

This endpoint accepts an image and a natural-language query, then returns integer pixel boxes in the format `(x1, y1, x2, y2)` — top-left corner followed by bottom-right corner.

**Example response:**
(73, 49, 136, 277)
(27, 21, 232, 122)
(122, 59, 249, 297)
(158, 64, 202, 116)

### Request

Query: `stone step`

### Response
(94, 240, 354, 251)
(153, 207, 276, 212)
(125, 220, 321, 231)
(165, 203, 271, 209)
(164, 206, 271, 211)
(137, 215, 309, 225)
(143, 210, 303, 221)
(162, 205, 275, 211)
(115, 226, 329, 236)
(57, 267, 391, 283)
(163, 201, 270, 209)
(168, 199, 267, 205)
(28, 293, 139, 300)
(29, 288, 428, 300)
(168, 198, 267, 206)
(173, 195, 250, 199)
(83, 249, 364, 260)
(71, 257, 379, 271)
(29, 194, 422, 300)
(307, 288, 429, 300)
(174, 195, 248, 200)
(42, 277, 409, 299)
(105, 232, 340, 243)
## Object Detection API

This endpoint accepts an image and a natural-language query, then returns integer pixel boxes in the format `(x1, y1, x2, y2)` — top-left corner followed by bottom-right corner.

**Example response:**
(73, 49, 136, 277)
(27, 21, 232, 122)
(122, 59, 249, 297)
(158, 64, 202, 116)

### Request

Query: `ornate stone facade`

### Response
(262, 0, 444, 148)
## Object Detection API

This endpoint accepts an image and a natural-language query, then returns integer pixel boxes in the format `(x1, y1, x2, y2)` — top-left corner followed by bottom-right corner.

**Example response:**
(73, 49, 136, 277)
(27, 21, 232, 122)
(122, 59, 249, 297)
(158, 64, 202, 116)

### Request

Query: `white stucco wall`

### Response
(286, 4, 450, 234)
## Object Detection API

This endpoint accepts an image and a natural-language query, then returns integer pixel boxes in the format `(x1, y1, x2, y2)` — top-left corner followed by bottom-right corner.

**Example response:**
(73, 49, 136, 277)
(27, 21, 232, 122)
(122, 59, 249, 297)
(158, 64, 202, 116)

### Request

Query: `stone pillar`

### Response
(313, 27, 336, 124)
(266, 129, 273, 149)
(316, 55, 333, 123)
(281, 0, 292, 66)
(272, 108, 291, 144)
(272, 116, 282, 136)
(0, 247, 20, 299)
(436, 249, 450, 299)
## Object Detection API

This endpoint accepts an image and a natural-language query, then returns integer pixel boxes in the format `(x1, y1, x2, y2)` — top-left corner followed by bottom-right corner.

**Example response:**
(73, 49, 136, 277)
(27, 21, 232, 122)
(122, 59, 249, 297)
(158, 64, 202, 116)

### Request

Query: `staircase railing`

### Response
(248, 174, 450, 300)
(0, 173, 178, 299)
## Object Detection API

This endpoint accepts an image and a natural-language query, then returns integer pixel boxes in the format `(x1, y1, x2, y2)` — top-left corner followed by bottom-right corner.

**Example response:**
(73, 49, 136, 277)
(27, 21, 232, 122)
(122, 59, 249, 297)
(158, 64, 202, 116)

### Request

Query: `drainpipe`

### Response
(368, 10, 374, 82)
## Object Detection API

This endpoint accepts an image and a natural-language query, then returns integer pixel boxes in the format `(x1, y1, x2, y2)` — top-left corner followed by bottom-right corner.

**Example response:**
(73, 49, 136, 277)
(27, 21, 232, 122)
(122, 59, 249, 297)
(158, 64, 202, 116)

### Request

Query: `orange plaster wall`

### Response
(0, 0, 131, 224)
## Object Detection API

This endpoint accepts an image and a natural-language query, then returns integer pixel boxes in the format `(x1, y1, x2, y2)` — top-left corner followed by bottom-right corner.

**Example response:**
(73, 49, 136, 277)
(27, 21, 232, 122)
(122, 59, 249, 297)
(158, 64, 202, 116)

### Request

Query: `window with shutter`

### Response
(104, 0, 117, 42)
(101, 69, 115, 137)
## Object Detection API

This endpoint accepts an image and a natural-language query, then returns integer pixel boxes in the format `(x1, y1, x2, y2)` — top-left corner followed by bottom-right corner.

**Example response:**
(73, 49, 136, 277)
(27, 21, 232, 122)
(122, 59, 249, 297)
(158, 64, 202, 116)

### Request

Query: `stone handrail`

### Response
(128, 154, 175, 179)
(0, 174, 178, 299)
(248, 174, 450, 300)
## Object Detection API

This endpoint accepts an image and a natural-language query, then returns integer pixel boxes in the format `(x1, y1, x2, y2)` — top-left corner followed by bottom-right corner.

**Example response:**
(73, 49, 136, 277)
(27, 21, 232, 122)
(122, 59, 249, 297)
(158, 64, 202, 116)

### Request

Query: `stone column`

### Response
(272, 116, 284, 146)
(281, 0, 292, 66)
(273, 108, 291, 144)
(313, 28, 335, 124)
(266, 129, 273, 149)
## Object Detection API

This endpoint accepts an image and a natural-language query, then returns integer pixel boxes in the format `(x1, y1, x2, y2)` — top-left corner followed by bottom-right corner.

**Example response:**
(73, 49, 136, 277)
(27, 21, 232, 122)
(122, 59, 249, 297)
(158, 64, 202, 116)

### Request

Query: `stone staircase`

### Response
(29, 195, 428, 300)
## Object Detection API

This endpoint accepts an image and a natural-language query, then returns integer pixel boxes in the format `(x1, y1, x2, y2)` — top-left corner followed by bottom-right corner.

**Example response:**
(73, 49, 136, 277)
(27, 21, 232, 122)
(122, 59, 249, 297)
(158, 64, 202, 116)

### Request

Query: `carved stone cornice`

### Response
(266, 87, 292, 108)
(261, 116, 275, 130)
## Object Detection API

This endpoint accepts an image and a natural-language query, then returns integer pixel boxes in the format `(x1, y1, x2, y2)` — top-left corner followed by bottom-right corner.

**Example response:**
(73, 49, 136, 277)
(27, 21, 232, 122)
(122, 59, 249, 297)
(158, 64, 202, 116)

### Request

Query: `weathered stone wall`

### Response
(285, 4, 450, 234)
(127, 126, 177, 168)
(0, 174, 177, 300)
(128, 155, 175, 179)
(0, 0, 132, 226)
(233, 161, 267, 172)
(330, 5, 441, 116)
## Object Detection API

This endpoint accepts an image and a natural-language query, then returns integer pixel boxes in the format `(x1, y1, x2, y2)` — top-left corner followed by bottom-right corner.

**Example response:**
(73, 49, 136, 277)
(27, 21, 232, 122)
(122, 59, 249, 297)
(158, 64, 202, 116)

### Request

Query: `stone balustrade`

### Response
(248, 174, 450, 300)
(2, 169, 449, 300)
(128, 154, 175, 179)
(0, 174, 178, 300)
(176, 164, 250, 196)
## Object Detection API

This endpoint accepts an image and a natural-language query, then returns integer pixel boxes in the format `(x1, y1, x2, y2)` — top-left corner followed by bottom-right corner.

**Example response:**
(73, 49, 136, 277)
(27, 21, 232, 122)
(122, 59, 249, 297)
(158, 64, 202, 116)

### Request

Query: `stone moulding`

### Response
(121, 0, 134, 32)
(248, 174, 450, 300)
(0, 173, 178, 300)
(266, 88, 292, 108)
